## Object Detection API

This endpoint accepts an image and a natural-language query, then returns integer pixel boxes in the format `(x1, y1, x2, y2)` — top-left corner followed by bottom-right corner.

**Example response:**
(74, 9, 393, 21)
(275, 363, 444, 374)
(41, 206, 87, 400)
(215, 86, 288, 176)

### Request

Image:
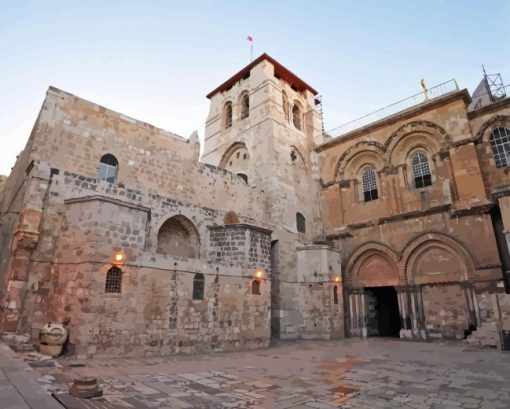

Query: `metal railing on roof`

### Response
(325, 79, 459, 138)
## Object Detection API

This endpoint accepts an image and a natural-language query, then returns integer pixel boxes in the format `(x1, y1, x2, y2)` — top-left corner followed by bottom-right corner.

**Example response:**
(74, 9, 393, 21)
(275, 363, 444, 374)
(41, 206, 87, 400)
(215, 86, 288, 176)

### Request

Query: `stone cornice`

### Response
(467, 97, 510, 120)
(296, 244, 341, 254)
(326, 199, 497, 238)
(64, 195, 151, 214)
(207, 223, 272, 235)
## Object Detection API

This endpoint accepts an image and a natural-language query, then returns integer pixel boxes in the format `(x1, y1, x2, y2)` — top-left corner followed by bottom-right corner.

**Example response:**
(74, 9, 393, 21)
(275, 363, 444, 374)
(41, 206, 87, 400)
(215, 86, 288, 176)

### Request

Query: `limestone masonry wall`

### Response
(15, 163, 271, 357)
(2, 55, 510, 355)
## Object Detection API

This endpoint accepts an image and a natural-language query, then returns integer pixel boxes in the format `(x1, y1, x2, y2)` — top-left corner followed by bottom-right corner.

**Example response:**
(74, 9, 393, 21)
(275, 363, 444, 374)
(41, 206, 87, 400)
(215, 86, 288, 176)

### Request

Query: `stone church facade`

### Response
(0, 54, 509, 357)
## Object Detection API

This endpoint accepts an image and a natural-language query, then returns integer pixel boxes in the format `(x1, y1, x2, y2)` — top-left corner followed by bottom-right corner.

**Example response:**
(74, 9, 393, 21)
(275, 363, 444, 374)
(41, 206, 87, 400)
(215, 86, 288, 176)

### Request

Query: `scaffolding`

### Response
(482, 65, 507, 102)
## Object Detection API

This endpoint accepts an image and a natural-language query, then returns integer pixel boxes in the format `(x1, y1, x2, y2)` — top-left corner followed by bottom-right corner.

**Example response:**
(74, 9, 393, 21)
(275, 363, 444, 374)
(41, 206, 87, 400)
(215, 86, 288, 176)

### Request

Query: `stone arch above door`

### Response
(346, 242, 400, 288)
(401, 233, 473, 284)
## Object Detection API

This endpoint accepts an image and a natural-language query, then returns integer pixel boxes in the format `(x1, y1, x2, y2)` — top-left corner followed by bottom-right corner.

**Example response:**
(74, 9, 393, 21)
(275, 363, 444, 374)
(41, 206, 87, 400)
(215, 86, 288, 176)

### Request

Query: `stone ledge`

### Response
(64, 195, 151, 213)
(207, 223, 272, 235)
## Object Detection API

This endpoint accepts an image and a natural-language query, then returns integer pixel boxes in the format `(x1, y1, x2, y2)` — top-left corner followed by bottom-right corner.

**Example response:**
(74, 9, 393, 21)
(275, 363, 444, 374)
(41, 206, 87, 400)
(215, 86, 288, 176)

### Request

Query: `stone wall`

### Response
(9, 162, 272, 357)
(469, 100, 510, 193)
(317, 88, 506, 341)
(421, 284, 470, 339)
(0, 175, 6, 192)
(208, 224, 271, 271)
(28, 87, 265, 217)
(201, 57, 332, 343)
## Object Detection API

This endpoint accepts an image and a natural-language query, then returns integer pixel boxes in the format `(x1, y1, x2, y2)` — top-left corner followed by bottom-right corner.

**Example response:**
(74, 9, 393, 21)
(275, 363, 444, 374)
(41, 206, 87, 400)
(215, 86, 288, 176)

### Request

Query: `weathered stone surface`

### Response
(1, 54, 510, 357)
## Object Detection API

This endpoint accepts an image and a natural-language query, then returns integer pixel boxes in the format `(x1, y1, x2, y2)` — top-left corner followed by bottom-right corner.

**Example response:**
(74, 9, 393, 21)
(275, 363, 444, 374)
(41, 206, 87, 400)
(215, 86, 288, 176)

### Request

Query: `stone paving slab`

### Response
(0, 343, 63, 409)
(3, 338, 510, 408)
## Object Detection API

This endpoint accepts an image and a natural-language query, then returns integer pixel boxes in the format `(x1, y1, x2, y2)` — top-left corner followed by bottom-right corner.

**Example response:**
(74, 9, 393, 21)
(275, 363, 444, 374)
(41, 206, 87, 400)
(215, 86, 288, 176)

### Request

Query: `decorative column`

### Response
(360, 289, 367, 338)
(347, 288, 366, 338)
(403, 285, 427, 340)
(415, 285, 427, 340)
(396, 286, 412, 339)
(462, 283, 479, 329)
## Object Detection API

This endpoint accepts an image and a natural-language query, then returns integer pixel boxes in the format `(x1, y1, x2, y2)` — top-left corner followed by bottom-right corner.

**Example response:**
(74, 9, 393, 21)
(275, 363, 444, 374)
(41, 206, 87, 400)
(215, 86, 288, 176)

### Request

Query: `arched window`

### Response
(333, 285, 338, 305)
(282, 92, 290, 122)
(192, 273, 205, 300)
(296, 212, 306, 233)
(489, 127, 510, 168)
(240, 93, 249, 119)
(97, 154, 118, 184)
(362, 167, 378, 202)
(411, 152, 432, 188)
(157, 215, 200, 258)
(224, 102, 233, 129)
(105, 266, 122, 293)
(292, 103, 302, 130)
(252, 279, 261, 295)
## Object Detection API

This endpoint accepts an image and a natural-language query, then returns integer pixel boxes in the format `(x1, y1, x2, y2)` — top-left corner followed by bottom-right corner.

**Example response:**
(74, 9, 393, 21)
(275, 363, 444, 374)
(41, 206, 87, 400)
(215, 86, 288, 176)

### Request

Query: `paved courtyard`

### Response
(3, 338, 510, 408)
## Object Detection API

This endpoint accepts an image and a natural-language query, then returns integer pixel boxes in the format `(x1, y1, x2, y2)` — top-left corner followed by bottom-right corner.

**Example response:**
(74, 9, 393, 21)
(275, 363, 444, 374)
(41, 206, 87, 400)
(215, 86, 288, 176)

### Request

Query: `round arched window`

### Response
(224, 102, 233, 129)
(411, 152, 432, 188)
(361, 167, 378, 202)
(489, 127, 510, 168)
(292, 104, 302, 130)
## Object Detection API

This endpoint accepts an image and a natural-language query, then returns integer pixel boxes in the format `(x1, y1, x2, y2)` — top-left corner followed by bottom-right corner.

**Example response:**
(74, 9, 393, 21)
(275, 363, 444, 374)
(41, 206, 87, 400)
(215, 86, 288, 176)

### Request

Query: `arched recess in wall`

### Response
(345, 242, 400, 288)
(335, 142, 385, 182)
(239, 92, 250, 119)
(224, 211, 240, 225)
(385, 121, 451, 166)
(219, 142, 250, 181)
(474, 115, 510, 143)
(401, 233, 474, 285)
(474, 115, 510, 168)
(156, 215, 200, 259)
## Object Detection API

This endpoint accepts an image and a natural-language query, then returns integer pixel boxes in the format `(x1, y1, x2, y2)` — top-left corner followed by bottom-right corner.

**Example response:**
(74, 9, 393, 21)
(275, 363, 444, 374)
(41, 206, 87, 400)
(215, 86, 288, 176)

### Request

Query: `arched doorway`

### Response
(346, 243, 402, 338)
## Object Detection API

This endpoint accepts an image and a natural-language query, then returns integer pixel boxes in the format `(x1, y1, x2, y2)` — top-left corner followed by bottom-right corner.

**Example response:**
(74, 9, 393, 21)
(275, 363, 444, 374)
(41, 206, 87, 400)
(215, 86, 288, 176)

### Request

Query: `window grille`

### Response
(192, 273, 205, 300)
(105, 267, 122, 293)
(411, 152, 432, 188)
(362, 167, 378, 202)
(489, 127, 510, 168)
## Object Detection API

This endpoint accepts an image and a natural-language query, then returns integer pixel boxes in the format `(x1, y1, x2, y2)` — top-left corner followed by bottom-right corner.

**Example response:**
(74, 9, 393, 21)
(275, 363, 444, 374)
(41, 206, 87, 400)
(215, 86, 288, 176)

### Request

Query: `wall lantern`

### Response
(254, 269, 265, 279)
(113, 252, 125, 265)
(333, 275, 341, 283)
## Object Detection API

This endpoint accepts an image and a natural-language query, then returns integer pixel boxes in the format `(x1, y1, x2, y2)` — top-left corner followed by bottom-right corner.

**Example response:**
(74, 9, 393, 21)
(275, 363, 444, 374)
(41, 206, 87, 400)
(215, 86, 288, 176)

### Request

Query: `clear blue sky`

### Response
(1, 0, 509, 175)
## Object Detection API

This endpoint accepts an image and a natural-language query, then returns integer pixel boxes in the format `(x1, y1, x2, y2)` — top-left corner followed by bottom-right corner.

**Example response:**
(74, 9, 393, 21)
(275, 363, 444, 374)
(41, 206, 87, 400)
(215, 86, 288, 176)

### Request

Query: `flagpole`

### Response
(247, 36, 254, 62)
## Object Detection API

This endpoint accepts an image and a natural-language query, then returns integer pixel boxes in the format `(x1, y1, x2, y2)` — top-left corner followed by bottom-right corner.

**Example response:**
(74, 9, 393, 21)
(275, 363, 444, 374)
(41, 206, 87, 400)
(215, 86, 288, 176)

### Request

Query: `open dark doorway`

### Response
(490, 206, 510, 292)
(365, 286, 401, 337)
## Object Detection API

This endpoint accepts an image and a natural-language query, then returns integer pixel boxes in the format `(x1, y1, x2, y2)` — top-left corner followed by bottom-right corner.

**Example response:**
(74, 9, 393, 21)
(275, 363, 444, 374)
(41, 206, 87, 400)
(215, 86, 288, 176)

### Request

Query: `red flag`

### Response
(247, 35, 253, 42)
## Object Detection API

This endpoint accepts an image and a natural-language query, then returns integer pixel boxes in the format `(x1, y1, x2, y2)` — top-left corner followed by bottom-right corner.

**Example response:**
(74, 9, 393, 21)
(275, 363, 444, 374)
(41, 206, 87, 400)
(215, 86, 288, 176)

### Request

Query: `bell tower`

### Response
(202, 54, 343, 341)
(202, 54, 323, 231)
